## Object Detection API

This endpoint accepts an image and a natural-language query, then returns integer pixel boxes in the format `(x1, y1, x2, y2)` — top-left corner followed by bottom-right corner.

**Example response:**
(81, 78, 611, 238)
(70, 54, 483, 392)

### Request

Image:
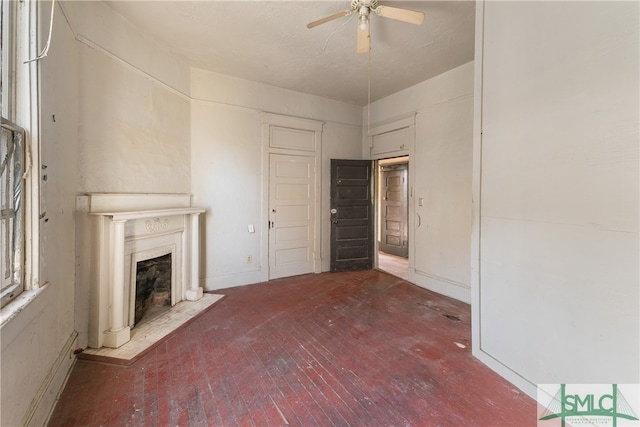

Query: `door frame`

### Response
(368, 114, 416, 281)
(378, 159, 409, 258)
(261, 113, 324, 281)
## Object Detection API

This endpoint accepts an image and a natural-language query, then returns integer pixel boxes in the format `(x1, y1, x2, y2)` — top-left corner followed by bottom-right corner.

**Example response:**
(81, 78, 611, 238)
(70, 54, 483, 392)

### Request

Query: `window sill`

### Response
(0, 283, 50, 351)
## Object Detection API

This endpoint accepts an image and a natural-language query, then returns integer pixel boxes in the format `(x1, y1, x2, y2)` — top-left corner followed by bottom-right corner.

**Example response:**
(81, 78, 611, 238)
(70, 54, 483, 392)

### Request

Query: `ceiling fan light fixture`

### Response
(307, 0, 424, 52)
(358, 13, 369, 31)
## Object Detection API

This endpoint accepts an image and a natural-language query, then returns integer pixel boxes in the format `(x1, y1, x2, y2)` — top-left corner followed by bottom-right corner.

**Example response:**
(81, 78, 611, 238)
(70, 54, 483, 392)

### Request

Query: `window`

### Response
(1, 120, 24, 308)
(1, 0, 24, 309)
(1, 0, 22, 309)
(1, 0, 39, 310)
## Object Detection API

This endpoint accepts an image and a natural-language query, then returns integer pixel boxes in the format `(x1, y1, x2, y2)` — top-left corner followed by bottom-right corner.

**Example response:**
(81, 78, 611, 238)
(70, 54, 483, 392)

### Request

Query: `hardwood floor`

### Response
(377, 251, 409, 280)
(48, 270, 536, 426)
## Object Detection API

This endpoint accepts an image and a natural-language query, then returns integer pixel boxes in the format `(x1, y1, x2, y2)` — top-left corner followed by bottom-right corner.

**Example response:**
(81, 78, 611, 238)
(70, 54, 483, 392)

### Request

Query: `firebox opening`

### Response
(135, 253, 172, 327)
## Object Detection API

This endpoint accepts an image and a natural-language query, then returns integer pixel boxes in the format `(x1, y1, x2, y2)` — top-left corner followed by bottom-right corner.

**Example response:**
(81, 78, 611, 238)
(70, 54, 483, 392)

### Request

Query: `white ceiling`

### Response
(104, 1, 475, 106)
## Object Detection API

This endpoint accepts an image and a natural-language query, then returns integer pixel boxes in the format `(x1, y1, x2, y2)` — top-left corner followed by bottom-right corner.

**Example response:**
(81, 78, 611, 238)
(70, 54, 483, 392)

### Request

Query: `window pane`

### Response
(1, 121, 24, 307)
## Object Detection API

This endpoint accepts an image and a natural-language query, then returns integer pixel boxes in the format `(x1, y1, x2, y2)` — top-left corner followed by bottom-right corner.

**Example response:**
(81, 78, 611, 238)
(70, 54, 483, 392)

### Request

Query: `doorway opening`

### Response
(376, 157, 409, 280)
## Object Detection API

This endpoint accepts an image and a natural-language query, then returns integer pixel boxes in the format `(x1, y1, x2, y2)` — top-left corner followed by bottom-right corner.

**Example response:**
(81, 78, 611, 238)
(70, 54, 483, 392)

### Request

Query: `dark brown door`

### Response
(379, 163, 408, 258)
(330, 159, 374, 272)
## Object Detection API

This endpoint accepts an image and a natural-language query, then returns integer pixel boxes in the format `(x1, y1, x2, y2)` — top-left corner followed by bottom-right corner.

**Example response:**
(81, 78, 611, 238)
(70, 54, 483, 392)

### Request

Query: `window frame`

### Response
(0, 0, 41, 312)
(1, 0, 16, 119)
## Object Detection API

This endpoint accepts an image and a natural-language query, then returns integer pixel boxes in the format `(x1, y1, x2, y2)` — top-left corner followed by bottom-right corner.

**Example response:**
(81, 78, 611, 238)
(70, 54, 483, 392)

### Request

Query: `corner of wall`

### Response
(470, 0, 484, 375)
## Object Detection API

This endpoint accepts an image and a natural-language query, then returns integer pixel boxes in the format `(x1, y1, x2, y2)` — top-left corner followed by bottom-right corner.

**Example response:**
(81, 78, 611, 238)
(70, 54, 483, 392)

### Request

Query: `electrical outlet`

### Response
(247, 255, 252, 263)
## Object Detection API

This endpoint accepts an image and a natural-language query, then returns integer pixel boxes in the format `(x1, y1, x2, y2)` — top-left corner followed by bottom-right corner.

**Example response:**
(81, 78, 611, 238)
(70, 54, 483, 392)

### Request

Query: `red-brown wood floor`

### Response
(48, 270, 537, 426)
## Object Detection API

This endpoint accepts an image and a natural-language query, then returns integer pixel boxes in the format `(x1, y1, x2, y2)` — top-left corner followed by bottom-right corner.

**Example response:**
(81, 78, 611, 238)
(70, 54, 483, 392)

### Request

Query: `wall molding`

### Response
(203, 270, 264, 291)
(57, 1, 190, 101)
(75, 34, 190, 101)
(58, 2, 364, 132)
(473, 350, 537, 399)
(413, 270, 471, 304)
(22, 330, 78, 426)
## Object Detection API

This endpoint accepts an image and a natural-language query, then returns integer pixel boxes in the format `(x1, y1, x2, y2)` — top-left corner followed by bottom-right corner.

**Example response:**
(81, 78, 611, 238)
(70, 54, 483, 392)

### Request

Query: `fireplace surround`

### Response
(85, 193, 205, 349)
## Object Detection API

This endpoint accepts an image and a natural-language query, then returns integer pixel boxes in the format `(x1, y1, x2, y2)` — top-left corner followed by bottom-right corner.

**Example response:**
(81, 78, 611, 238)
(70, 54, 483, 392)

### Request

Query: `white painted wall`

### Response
(77, 45, 191, 193)
(368, 62, 474, 303)
(191, 69, 362, 289)
(66, 1, 192, 194)
(1, 2, 79, 425)
(473, 1, 639, 396)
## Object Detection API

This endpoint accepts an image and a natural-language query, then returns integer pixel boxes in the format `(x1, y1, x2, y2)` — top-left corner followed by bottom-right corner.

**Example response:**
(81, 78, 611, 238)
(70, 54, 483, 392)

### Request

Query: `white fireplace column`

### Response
(102, 219, 131, 348)
(185, 212, 204, 301)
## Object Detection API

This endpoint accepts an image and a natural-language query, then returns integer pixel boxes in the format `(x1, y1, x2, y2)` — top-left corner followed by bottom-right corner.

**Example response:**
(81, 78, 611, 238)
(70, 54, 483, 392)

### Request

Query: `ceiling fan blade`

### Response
(357, 24, 370, 54)
(374, 5, 424, 25)
(307, 9, 352, 29)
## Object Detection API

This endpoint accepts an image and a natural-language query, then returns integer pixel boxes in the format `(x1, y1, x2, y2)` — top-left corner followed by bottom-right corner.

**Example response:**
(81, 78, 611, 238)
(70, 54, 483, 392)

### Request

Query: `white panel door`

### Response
(269, 154, 315, 279)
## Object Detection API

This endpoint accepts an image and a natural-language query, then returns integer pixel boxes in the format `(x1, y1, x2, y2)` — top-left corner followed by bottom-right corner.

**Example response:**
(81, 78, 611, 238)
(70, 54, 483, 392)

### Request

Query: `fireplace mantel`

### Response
(91, 207, 205, 221)
(86, 194, 205, 349)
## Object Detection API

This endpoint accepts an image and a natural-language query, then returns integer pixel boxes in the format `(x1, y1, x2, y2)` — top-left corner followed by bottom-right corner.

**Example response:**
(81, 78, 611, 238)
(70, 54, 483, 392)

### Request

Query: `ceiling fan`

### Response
(307, 0, 425, 54)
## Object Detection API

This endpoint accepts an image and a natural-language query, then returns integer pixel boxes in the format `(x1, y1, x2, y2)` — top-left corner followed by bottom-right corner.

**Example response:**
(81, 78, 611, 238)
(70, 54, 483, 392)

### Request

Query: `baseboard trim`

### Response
(472, 347, 537, 399)
(203, 270, 264, 291)
(413, 270, 471, 304)
(22, 330, 78, 427)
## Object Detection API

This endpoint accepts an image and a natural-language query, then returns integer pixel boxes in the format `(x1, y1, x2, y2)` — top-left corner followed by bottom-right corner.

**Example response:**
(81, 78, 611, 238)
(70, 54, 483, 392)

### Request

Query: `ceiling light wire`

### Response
(25, 0, 56, 64)
(322, 12, 356, 51)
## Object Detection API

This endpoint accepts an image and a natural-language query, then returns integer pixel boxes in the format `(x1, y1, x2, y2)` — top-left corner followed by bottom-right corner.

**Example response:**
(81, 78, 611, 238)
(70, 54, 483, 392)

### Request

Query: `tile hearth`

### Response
(80, 293, 224, 364)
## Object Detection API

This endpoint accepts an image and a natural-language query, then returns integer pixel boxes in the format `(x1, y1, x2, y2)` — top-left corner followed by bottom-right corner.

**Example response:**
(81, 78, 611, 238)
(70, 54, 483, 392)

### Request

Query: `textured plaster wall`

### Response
(69, 1, 192, 194)
(77, 45, 191, 193)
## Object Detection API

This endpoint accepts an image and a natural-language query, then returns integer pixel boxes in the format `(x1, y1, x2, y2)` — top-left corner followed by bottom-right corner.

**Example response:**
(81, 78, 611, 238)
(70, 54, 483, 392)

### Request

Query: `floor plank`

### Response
(377, 251, 409, 280)
(48, 270, 536, 426)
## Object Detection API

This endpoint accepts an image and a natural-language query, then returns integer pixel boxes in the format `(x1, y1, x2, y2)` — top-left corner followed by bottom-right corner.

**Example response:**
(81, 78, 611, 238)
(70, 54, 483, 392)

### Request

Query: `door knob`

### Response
(330, 209, 337, 214)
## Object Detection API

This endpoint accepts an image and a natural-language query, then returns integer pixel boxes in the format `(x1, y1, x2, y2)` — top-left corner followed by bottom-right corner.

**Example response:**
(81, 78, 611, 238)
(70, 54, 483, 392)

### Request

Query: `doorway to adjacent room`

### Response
(377, 157, 409, 280)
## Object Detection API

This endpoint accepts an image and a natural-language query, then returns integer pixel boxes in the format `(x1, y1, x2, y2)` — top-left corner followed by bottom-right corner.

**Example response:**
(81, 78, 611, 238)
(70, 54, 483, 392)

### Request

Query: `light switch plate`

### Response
(248, 224, 255, 233)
